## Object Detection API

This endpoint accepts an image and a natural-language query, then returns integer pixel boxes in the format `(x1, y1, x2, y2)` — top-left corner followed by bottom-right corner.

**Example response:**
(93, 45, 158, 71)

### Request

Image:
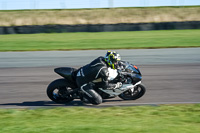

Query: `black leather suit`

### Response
(76, 56, 116, 104)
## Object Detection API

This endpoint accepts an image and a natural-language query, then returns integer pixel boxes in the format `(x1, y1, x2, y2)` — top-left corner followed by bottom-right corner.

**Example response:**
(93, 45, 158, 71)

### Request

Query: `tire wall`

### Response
(0, 21, 200, 34)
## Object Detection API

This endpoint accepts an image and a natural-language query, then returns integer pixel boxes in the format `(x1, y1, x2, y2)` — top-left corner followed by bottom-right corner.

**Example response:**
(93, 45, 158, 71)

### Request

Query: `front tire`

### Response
(47, 79, 75, 103)
(119, 83, 146, 100)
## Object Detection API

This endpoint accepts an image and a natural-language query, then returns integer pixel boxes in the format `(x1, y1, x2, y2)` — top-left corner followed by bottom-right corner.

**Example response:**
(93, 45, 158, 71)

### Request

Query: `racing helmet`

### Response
(105, 51, 121, 69)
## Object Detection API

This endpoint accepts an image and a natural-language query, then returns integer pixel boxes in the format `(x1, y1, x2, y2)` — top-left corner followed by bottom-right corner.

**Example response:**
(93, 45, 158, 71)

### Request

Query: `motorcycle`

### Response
(46, 61, 146, 105)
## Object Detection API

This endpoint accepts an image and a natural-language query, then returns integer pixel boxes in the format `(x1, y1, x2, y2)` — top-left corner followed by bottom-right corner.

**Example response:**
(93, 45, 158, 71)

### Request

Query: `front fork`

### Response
(130, 81, 142, 93)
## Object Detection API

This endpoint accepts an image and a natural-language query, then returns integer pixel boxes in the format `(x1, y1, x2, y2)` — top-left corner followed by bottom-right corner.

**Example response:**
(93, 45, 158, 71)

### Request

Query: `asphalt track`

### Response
(0, 48, 200, 108)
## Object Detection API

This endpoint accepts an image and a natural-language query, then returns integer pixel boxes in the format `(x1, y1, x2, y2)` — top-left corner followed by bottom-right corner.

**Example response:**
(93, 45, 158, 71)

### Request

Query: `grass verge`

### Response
(0, 104, 200, 133)
(0, 29, 200, 51)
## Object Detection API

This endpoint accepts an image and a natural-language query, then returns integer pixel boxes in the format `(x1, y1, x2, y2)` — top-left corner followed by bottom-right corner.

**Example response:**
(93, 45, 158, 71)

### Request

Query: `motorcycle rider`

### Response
(76, 51, 122, 105)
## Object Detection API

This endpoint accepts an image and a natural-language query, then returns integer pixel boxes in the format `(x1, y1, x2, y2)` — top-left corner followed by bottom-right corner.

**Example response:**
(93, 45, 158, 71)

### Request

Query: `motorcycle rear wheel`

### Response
(47, 79, 75, 103)
(119, 83, 146, 100)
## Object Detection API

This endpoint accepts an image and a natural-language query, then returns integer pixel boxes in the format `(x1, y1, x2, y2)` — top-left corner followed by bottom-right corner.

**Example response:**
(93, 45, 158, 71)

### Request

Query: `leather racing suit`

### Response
(76, 56, 117, 105)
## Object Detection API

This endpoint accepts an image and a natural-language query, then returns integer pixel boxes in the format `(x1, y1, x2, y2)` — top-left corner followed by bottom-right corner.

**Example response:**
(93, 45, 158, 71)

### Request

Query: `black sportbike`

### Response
(46, 61, 146, 105)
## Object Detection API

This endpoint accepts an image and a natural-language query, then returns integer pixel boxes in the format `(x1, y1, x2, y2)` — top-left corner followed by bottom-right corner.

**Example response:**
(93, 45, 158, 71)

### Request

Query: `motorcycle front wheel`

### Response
(119, 83, 146, 100)
(47, 79, 75, 103)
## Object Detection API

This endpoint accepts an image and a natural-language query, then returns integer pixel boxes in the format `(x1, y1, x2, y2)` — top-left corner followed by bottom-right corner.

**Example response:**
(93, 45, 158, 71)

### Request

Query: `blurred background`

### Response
(0, 0, 200, 124)
(0, 0, 200, 29)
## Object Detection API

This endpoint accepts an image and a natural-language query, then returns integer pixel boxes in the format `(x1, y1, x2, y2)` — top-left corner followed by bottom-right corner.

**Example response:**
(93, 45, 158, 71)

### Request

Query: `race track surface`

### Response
(0, 48, 200, 108)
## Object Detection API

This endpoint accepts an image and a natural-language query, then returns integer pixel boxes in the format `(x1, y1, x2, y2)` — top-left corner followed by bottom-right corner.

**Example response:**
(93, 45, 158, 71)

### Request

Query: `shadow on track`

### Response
(0, 101, 85, 107)
(0, 99, 123, 108)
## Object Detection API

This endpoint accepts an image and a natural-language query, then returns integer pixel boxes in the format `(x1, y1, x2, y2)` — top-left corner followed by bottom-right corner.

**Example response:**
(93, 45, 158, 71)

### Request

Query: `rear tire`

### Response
(47, 79, 74, 103)
(119, 83, 146, 100)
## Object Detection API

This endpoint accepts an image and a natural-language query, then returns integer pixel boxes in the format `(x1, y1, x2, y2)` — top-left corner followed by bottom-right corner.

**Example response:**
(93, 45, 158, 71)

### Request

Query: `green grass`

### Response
(0, 29, 200, 51)
(0, 104, 200, 133)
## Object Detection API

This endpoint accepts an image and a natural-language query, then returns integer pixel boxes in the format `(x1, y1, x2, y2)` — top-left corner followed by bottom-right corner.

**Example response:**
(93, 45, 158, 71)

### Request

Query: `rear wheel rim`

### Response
(52, 86, 73, 102)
